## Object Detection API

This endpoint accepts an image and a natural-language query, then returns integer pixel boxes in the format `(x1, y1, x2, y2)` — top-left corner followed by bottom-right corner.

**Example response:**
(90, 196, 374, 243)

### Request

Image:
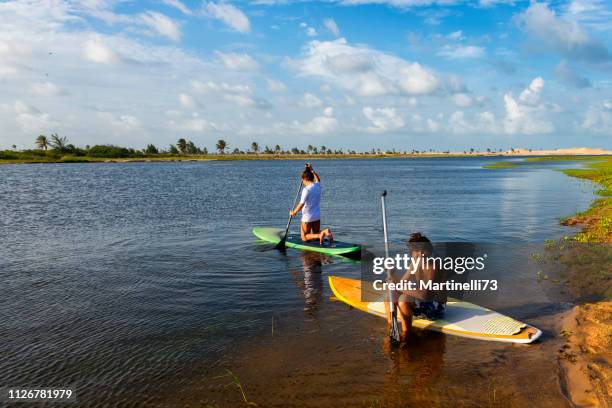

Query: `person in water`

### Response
(386, 233, 447, 341)
(289, 163, 334, 245)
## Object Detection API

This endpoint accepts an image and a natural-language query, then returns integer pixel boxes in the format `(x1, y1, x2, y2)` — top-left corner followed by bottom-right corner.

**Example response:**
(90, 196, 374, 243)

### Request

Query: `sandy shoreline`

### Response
(558, 302, 612, 407)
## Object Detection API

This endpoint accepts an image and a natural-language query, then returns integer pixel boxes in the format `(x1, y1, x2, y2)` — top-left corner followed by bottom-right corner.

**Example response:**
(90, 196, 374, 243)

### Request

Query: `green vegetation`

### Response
(0, 134, 512, 165)
(560, 157, 612, 243)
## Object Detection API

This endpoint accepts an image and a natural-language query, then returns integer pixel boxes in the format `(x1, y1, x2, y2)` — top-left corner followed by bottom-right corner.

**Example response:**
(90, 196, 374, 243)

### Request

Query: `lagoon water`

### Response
(0, 158, 597, 407)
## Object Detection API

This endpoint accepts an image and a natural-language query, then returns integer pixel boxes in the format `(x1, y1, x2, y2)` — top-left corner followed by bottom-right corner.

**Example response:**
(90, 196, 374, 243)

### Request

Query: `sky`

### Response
(0, 0, 611, 151)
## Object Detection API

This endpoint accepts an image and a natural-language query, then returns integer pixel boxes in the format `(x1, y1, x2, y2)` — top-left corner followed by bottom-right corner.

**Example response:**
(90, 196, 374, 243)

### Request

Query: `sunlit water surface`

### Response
(0, 158, 597, 407)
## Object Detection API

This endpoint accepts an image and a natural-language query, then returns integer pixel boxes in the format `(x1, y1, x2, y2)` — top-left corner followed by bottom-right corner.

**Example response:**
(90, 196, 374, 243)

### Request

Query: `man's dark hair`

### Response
(408, 232, 433, 256)
(302, 169, 315, 181)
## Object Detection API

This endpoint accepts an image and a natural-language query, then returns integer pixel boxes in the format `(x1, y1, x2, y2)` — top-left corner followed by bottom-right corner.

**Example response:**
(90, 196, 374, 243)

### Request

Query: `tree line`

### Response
(0, 134, 514, 160)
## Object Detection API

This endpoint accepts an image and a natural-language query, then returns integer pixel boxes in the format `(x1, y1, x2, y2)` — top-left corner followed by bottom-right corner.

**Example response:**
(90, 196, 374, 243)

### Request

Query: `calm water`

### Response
(0, 158, 596, 407)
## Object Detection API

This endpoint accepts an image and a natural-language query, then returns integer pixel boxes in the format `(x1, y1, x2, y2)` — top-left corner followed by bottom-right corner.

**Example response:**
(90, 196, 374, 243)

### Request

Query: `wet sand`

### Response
(559, 302, 612, 407)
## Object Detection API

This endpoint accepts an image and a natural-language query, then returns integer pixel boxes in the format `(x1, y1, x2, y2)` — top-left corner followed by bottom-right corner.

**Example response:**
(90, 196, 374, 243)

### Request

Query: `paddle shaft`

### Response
(277, 179, 303, 248)
(381, 191, 400, 342)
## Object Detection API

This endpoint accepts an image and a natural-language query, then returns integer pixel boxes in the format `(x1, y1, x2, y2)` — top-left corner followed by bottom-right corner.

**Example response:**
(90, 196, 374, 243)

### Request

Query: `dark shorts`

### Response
(402, 296, 446, 320)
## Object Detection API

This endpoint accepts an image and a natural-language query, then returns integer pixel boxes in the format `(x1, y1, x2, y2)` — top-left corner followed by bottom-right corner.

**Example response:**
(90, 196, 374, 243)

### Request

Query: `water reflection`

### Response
(383, 331, 447, 399)
(290, 252, 327, 314)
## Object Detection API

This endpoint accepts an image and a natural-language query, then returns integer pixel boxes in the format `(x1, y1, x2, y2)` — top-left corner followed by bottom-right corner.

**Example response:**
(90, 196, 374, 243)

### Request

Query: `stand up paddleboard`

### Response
(329, 276, 542, 344)
(253, 227, 361, 256)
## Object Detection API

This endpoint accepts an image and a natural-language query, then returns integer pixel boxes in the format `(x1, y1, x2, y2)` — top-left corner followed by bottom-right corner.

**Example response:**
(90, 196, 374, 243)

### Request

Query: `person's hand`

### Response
(289, 210, 296, 216)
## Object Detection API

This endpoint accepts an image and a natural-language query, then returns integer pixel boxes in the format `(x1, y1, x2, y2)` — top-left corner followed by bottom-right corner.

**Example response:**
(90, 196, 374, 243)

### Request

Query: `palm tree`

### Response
(186, 141, 198, 155)
(176, 138, 187, 154)
(320, 145, 326, 155)
(35, 135, 48, 150)
(145, 144, 158, 154)
(274, 144, 281, 154)
(251, 142, 259, 153)
(307, 145, 314, 154)
(216, 139, 227, 154)
(49, 133, 67, 151)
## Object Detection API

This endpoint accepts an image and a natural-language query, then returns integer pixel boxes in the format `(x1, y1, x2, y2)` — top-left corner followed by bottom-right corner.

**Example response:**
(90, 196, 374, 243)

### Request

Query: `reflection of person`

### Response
(290, 252, 325, 313)
(289, 163, 333, 245)
(382, 330, 446, 402)
(385, 233, 447, 342)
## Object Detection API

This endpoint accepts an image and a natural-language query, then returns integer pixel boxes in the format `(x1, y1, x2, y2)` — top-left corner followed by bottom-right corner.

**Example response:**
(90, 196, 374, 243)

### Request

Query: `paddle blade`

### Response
(389, 316, 401, 344)
(275, 237, 287, 250)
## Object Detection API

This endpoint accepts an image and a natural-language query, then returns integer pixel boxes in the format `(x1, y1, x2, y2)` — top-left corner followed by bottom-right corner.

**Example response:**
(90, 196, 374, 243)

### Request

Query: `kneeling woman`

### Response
(386, 233, 447, 341)
(289, 163, 333, 245)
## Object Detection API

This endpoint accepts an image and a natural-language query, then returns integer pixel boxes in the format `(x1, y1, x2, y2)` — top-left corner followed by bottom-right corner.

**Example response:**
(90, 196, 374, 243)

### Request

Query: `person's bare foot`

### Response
(319, 228, 334, 245)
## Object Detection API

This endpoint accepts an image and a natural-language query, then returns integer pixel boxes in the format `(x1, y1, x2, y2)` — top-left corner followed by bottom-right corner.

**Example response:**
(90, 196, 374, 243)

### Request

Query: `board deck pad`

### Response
(253, 227, 360, 256)
(329, 276, 542, 343)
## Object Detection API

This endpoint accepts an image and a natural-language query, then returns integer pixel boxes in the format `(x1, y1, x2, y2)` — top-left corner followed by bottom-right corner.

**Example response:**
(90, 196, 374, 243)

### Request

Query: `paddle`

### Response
(381, 190, 401, 344)
(276, 177, 304, 250)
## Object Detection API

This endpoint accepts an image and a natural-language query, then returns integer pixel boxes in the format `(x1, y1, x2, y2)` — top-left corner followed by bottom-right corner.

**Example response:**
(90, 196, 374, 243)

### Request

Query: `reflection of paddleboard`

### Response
(328, 276, 542, 344)
(252, 227, 360, 256)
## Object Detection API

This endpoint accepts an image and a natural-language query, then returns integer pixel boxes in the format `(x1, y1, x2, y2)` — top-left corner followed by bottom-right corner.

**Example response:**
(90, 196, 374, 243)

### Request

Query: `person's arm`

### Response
(290, 187, 308, 216)
(306, 163, 320, 182)
(290, 202, 304, 217)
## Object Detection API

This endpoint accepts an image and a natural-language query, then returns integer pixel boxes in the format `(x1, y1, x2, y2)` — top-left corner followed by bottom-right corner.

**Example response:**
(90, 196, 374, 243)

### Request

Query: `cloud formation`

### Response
(295, 38, 439, 97)
(204, 2, 251, 33)
(515, 2, 610, 62)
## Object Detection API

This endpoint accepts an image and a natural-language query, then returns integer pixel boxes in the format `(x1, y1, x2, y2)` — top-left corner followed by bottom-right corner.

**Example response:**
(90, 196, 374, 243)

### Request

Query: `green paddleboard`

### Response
(252, 227, 361, 256)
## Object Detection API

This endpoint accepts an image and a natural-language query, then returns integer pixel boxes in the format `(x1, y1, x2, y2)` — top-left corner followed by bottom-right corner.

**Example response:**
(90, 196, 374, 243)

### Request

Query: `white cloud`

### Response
(204, 2, 251, 33)
(191, 80, 270, 109)
(216, 52, 259, 71)
(452, 93, 473, 108)
(563, 0, 612, 32)
(192, 80, 251, 95)
(84, 36, 122, 64)
(13, 101, 57, 134)
(168, 113, 215, 132)
(266, 78, 287, 92)
(447, 30, 464, 40)
(179, 93, 198, 109)
(324, 18, 340, 36)
(306, 27, 317, 37)
(139, 11, 181, 42)
(295, 38, 439, 97)
(98, 112, 142, 131)
(515, 2, 610, 62)
(581, 100, 612, 133)
(438, 44, 485, 59)
(299, 107, 338, 134)
(518, 76, 544, 105)
(363, 106, 405, 132)
(300, 93, 323, 108)
(29, 81, 65, 97)
(503, 77, 554, 135)
(162, 0, 192, 15)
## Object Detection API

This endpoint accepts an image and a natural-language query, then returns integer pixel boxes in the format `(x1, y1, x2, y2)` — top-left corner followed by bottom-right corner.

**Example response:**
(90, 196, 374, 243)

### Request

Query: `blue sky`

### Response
(0, 0, 610, 151)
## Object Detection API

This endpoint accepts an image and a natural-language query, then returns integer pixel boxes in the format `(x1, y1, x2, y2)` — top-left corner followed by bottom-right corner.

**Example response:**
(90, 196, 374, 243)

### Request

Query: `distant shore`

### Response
(1, 147, 611, 165)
